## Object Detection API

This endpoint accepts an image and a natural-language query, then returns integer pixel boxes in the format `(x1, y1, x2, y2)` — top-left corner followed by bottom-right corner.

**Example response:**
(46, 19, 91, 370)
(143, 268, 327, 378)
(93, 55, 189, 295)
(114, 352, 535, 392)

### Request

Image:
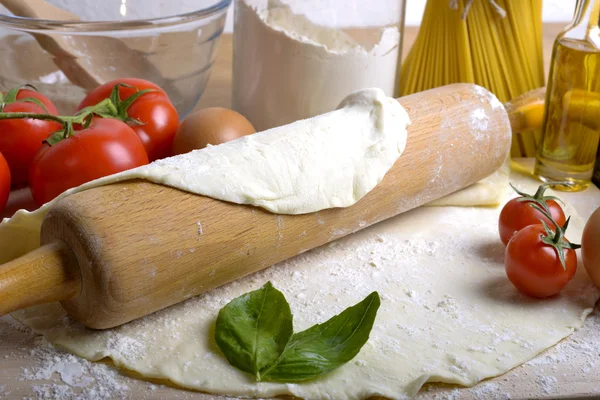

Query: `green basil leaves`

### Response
(215, 281, 380, 383)
(214, 281, 293, 377)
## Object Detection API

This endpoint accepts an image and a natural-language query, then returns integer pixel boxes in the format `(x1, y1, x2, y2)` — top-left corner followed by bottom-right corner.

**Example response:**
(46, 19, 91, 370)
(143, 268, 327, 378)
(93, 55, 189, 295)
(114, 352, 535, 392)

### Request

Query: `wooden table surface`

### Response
(3, 24, 600, 400)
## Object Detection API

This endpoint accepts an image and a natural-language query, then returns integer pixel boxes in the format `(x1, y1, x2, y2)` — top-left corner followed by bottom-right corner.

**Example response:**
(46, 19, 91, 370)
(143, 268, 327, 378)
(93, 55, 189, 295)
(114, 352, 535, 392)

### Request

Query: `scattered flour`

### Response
(473, 85, 504, 111)
(535, 375, 558, 394)
(22, 340, 130, 400)
(469, 108, 489, 140)
(105, 335, 146, 363)
(470, 382, 502, 397)
(1, 316, 131, 400)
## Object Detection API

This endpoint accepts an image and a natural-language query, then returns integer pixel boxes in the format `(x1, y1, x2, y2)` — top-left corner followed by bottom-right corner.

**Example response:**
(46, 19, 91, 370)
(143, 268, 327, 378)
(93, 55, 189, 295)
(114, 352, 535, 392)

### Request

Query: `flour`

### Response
(0, 316, 128, 400)
(105, 335, 146, 363)
(473, 85, 505, 111)
(31, 384, 73, 400)
(23, 343, 130, 400)
(0, 315, 164, 400)
(469, 108, 489, 136)
(232, 0, 400, 131)
(535, 375, 558, 394)
(469, 382, 510, 399)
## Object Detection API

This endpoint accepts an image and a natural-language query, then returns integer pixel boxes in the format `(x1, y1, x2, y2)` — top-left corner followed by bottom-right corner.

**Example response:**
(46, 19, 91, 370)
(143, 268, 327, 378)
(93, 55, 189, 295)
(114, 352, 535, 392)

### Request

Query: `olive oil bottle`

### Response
(534, 0, 600, 191)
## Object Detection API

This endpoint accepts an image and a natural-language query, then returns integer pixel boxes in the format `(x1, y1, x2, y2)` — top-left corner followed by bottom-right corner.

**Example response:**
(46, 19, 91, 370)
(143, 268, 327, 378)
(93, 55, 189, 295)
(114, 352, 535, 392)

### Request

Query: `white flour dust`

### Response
(0, 315, 129, 400)
(469, 108, 489, 134)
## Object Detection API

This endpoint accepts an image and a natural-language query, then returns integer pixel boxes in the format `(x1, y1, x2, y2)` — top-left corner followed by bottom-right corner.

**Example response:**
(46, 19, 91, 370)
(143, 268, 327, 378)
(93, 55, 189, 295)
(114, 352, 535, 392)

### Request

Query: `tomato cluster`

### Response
(498, 184, 580, 298)
(0, 79, 179, 211)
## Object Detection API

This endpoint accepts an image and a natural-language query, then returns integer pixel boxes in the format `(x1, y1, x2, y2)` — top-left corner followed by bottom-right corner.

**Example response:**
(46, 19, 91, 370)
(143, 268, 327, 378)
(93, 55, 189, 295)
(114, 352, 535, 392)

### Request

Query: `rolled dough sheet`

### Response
(0, 84, 506, 266)
(0, 87, 410, 264)
(11, 175, 600, 399)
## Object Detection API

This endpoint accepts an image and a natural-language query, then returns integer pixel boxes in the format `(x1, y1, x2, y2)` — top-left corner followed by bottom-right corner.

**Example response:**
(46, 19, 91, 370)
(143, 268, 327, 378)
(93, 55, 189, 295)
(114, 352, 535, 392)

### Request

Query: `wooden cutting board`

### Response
(3, 24, 600, 400)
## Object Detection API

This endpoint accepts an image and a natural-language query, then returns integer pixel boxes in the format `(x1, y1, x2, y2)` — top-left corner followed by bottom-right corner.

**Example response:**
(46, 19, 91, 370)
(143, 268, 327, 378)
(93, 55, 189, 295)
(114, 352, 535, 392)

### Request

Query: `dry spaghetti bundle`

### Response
(400, 0, 544, 157)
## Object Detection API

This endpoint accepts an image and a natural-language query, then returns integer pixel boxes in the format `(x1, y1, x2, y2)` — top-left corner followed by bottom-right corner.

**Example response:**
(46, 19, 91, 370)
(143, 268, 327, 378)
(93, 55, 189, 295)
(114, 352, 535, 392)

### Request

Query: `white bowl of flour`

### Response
(232, 0, 402, 131)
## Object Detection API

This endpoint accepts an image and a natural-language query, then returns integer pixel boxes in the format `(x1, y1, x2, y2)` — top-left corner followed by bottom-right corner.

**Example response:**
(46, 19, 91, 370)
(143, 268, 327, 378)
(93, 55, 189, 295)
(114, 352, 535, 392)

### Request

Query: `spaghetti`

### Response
(400, 0, 544, 157)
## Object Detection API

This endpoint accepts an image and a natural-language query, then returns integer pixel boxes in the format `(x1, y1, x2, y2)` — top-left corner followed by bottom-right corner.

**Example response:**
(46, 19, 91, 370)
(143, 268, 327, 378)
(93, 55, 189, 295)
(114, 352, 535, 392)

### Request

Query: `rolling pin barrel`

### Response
(1, 84, 511, 329)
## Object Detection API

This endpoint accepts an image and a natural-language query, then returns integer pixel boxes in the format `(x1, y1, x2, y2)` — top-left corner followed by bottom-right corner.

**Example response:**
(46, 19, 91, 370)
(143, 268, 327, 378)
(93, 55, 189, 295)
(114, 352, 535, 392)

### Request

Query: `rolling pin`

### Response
(0, 84, 511, 329)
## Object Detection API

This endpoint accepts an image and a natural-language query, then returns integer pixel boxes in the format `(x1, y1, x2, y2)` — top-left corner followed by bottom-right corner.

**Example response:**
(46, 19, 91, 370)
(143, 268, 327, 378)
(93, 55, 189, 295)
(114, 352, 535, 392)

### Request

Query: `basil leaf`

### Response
(214, 281, 293, 380)
(260, 291, 380, 382)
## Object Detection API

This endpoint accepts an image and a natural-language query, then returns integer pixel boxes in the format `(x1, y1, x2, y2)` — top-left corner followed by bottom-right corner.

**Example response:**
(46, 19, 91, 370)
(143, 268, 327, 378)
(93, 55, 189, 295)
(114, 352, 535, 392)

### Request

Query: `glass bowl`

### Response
(0, 0, 231, 116)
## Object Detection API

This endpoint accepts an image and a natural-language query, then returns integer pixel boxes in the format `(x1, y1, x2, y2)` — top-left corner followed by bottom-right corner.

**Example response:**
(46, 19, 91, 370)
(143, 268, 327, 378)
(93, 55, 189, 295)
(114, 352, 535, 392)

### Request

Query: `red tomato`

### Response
(0, 152, 10, 213)
(77, 78, 179, 162)
(505, 224, 577, 298)
(0, 90, 61, 187)
(15, 88, 59, 115)
(29, 118, 149, 206)
(498, 185, 566, 245)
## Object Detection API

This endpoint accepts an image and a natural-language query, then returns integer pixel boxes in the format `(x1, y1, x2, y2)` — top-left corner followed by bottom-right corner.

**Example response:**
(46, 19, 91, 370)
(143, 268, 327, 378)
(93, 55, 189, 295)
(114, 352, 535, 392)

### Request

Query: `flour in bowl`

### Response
(232, 0, 401, 131)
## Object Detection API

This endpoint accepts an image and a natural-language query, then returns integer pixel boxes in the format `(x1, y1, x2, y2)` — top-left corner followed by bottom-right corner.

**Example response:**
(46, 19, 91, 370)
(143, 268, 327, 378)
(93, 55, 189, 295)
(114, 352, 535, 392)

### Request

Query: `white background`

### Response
(14, 1, 577, 27)
(402, 0, 575, 25)
(223, 0, 577, 31)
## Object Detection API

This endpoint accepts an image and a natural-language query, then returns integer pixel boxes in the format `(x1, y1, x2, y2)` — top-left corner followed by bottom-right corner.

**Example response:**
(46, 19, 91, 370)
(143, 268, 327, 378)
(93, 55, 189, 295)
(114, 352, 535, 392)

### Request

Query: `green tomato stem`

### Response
(0, 98, 120, 146)
(0, 112, 66, 123)
(528, 203, 581, 270)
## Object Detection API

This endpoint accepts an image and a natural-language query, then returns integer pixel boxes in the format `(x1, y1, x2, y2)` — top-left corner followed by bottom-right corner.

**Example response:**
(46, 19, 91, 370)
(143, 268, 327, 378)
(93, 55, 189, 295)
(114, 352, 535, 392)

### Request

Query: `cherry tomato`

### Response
(29, 118, 149, 206)
(505, 224, 577, 298)
(77, 78, 179, 162)
(0, 152, 10, 213)
(0, 90, 61, 187)
(498, 184, 566, 245)
(14, 88, 59, 115)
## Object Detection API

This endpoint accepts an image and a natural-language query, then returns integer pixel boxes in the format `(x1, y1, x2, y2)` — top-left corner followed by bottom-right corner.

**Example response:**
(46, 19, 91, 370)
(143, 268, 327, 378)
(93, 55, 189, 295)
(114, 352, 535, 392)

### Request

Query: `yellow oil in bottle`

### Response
(535, 37, 600, 191)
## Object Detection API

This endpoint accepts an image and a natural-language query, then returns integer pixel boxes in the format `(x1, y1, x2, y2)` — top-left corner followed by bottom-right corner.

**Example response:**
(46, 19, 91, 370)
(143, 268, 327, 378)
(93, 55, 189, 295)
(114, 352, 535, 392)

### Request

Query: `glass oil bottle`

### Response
(534, 0, 600, 191)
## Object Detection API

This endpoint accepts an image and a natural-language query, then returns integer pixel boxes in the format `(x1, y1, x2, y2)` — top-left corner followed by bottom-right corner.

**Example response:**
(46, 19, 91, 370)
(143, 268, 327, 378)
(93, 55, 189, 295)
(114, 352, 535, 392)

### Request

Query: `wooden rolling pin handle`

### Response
(0, 241, 81, 316)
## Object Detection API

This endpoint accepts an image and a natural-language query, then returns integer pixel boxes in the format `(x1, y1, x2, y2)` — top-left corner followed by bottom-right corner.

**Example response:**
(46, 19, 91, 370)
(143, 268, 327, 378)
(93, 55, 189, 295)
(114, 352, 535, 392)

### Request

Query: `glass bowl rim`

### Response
(0, 0, 231, 32)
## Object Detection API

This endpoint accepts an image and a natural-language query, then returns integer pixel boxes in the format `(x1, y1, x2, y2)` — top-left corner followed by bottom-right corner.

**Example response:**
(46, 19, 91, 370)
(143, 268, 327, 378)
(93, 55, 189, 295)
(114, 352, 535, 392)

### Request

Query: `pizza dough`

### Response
(141, 88, 409, 214)
(11, 174, 599, 399)
(0, 88, 408, 264)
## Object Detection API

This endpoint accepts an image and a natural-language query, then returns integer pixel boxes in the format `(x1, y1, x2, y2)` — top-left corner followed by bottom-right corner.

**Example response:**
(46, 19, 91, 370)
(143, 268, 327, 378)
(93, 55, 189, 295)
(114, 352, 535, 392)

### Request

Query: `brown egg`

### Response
(172, 107, 256, 155)
(582, 206, 600, 288)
